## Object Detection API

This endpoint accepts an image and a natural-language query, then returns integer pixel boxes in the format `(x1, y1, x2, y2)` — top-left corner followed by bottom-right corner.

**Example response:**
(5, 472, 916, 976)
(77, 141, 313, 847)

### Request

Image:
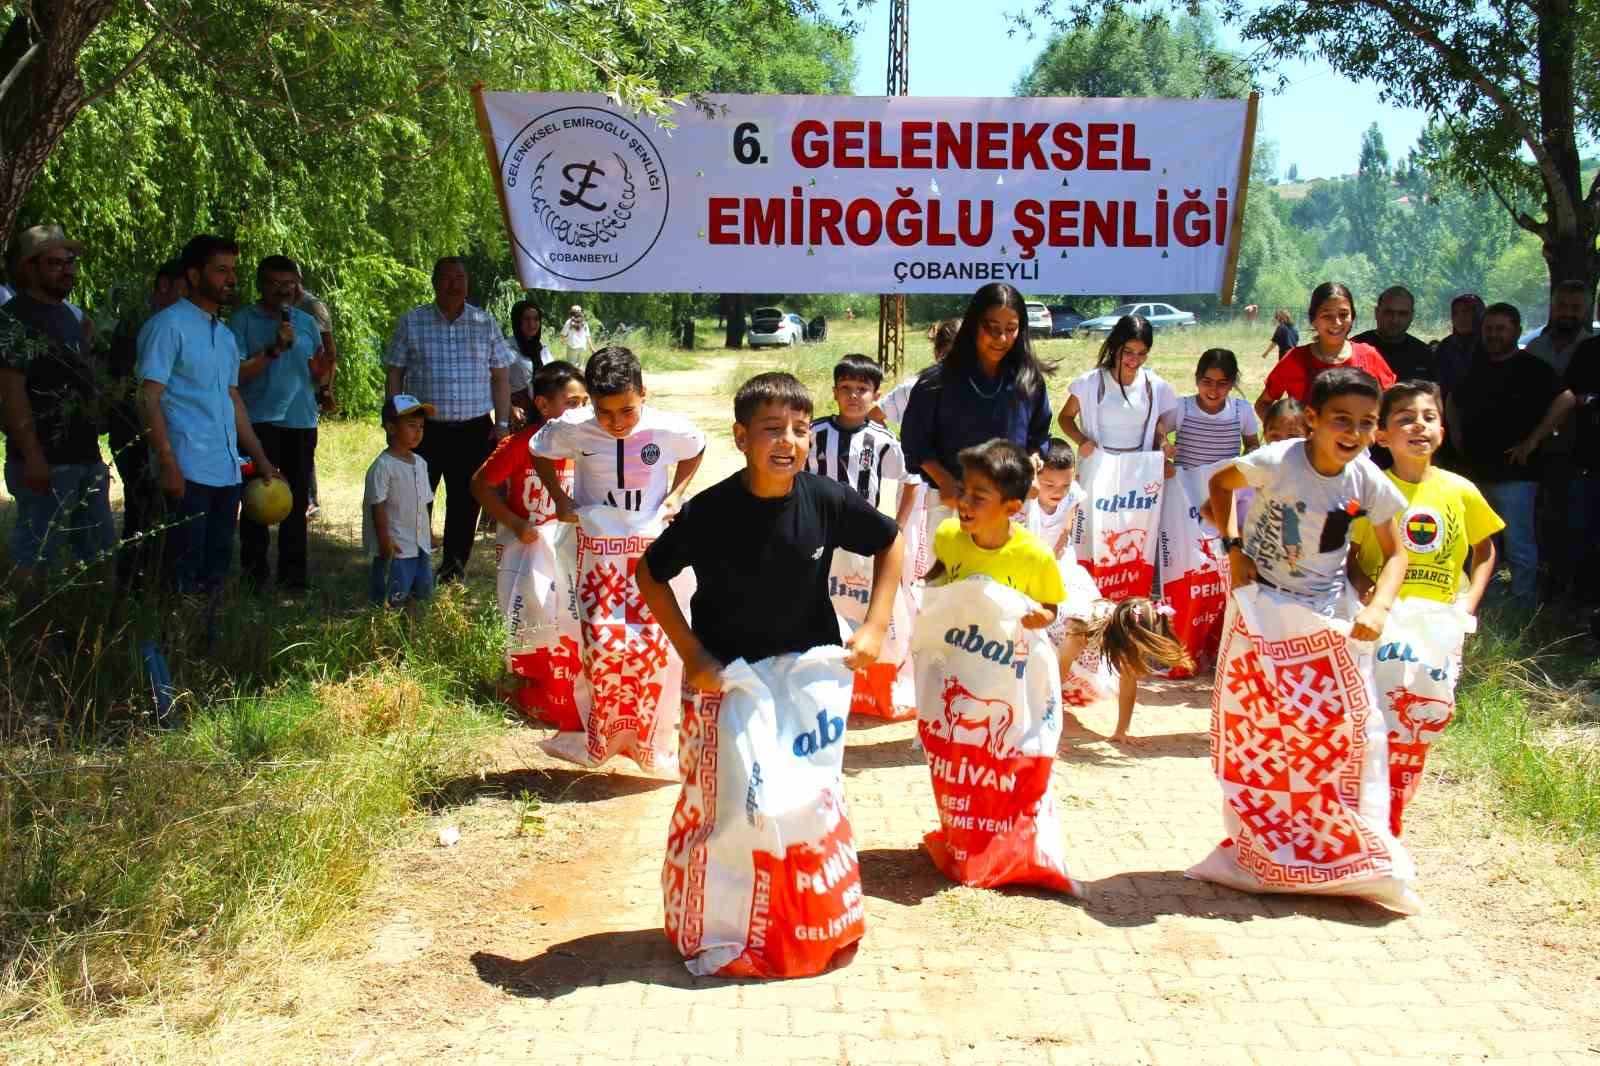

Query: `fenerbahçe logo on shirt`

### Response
(1401, 506, 1444, 554)
(501, 106, 669, 282)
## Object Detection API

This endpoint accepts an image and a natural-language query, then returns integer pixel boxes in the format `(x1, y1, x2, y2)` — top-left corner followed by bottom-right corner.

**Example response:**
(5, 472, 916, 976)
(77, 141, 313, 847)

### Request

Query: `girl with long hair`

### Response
(900, 283, 1056, 541)
(1059, 596, 1192, 742)
(1173, 348, 1260, 469)
(1058, 314, 1179, 460)
(1254, 282, 1395, 424)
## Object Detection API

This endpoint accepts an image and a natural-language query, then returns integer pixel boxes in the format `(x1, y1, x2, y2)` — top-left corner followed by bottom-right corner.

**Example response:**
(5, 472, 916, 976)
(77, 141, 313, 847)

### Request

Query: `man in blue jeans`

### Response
(1447, 302, 1561, 612)
(0, 225, 117, 607)
(136, 235, 281, 611)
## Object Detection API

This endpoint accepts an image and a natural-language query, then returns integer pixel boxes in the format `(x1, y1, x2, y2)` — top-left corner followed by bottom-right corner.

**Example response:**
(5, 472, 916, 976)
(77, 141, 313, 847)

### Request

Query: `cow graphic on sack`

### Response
(1371, 597, 1474, 836)
(914, 577, 1078, 893)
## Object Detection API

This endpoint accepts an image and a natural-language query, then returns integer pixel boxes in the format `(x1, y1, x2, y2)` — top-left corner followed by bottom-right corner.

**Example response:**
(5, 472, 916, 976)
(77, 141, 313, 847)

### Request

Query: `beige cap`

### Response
(13, 224, 85, 265)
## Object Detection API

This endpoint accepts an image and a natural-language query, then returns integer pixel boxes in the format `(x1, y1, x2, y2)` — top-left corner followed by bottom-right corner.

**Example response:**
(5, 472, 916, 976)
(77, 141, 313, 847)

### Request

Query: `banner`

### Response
(474, 91, 1256, 295)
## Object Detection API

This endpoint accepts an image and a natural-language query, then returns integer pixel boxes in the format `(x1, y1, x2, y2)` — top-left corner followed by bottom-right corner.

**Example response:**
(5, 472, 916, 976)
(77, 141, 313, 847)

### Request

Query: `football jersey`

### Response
(808, 415, 907, 508)
(530, 405, 705, 514)
(478, 424, 571, 525)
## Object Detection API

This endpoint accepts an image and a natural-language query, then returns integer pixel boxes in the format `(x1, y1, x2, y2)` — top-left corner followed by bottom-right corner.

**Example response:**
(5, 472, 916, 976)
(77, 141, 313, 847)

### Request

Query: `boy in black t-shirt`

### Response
(637, 372, 904, 690)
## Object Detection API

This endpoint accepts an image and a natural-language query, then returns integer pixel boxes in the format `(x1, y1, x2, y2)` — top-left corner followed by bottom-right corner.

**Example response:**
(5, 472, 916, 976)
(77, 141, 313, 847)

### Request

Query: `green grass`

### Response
(0, 417, 520, 1025)
(1435, 615, 1600, 854)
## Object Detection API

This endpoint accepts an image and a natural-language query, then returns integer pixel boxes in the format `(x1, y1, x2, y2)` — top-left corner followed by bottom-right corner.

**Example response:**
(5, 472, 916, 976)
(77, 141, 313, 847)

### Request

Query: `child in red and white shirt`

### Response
(471, 361, 588, 541)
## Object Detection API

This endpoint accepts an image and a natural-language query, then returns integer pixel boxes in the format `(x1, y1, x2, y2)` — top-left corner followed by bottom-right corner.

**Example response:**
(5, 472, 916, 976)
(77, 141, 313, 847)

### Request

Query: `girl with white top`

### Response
(1058, 314, 1179, 459)
(1172, 348, 1261, 468)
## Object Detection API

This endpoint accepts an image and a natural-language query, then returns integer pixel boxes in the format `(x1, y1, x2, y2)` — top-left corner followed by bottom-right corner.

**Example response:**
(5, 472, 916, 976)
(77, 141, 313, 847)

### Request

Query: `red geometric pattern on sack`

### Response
(637, 623, 671, 672)
(623, 556, 657, 625)
(580, 533, 653, 558)
(1234, 836, 1387, 887)
(1221, 713, 1289, 790)
(1284, 728, 1350, 788)
(582, 622, 630, 657)
(682, 691, 722, 954)
(1223, 651, 1275, 725)
(580, 561, 630, 620)
(1233, 787, 1294, 851)
(1275, 658, 1344, 733)
(1290, 786, 1363, 863)
(1251, 627, 1370, 803)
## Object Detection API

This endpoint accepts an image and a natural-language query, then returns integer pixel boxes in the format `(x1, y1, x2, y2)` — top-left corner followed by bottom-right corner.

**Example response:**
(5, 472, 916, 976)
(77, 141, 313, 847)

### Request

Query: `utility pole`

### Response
(877, 0, 909, 377)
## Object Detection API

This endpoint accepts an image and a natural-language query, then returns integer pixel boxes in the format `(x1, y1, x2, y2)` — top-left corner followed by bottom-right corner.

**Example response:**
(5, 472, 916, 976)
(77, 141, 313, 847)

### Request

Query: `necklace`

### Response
(968, 370, 1005, 400)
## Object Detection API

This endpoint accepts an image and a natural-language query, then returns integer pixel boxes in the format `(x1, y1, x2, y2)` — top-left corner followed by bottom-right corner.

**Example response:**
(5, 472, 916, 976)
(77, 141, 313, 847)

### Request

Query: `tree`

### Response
(1345, 123, 1395, 268)
(1025, 0, 1600, 303)
(1286, 163, 1299, 182)
(1015, 10, 1249, 99)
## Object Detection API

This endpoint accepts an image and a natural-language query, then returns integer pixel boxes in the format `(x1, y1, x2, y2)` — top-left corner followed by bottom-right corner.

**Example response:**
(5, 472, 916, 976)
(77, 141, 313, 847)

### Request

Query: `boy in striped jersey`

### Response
(808, 354, 917, 529)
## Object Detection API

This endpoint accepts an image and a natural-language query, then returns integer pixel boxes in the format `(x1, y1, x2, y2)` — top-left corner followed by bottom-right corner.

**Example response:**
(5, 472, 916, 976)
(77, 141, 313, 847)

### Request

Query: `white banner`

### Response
(474, 91, 1255, 295)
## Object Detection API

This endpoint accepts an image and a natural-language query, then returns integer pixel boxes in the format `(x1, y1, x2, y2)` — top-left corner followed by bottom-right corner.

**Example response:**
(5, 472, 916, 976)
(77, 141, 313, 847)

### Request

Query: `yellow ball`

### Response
(242, 477, 293, 526)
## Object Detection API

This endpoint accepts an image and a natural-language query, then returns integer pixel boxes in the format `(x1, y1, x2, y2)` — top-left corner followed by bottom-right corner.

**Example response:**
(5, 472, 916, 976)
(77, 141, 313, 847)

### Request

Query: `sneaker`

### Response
(306, 502, 321, 520)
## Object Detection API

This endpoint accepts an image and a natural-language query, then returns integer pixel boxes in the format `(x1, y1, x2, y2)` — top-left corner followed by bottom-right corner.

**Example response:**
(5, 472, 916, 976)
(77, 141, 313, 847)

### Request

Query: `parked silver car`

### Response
(747, 307, 805, 348)
(1078, 301, 1198, 335)
(1024, 301, 1054, 338)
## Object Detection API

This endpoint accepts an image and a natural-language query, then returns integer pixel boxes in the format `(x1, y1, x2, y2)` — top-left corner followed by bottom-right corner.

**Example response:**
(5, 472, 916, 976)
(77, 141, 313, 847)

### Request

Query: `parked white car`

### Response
(747, 307, 805, 348)
(1078, 301, 1198, 335)
(1025, 302, 1054, 338)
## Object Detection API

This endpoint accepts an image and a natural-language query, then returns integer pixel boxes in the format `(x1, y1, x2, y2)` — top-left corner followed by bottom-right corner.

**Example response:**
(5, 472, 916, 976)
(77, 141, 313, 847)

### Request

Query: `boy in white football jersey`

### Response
(531, 346, 706, 520)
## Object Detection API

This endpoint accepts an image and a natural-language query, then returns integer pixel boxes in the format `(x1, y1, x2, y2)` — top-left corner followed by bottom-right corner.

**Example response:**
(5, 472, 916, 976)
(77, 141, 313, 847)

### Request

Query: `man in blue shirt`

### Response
(137, 234, 280, 601)
(230, 254, 322, 592)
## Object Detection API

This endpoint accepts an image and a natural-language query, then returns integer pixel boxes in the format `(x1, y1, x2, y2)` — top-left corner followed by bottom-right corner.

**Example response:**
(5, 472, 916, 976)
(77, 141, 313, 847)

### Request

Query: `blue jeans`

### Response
(169, 481, 242, 593)
(1481, 480, 1539, 607)
(5, 461, 117, 571)
(370, 552, 434, 608)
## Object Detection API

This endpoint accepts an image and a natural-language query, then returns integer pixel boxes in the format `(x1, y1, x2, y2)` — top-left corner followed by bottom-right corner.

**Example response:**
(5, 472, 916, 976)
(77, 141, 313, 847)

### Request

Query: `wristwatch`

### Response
(495, 418, 511, 429)
(1221, 536, 1244, 553)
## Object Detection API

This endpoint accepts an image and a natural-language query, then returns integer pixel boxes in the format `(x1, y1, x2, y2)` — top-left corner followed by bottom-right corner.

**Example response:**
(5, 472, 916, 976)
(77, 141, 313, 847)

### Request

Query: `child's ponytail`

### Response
(1083, 597, 1192, 679)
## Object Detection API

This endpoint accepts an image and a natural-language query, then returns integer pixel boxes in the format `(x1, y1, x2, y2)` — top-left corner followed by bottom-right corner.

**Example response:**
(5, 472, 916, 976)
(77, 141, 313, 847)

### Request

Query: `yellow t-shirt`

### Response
(1351, 467, 1504, 603)
(933, 518, 1066, 605)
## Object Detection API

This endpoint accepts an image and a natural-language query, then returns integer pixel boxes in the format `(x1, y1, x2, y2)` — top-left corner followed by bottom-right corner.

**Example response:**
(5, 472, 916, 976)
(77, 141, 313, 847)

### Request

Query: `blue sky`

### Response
(846, 2, 1431, 181)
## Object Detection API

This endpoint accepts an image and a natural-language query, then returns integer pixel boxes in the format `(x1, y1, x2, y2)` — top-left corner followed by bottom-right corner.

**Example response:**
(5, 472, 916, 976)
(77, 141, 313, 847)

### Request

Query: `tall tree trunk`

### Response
(0, 3, 116, 259)
(1534, 0, 1600, 301)
(723, 293, 746, 348)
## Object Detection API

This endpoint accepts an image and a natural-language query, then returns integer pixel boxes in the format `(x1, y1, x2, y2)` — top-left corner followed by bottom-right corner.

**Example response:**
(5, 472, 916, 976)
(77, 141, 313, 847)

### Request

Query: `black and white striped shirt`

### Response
(808, 415, 907, 508)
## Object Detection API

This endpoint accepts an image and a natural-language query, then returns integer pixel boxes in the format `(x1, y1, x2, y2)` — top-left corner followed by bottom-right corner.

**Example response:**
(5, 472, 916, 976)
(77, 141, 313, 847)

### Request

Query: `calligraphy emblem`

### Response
(502, 106, 670, 283)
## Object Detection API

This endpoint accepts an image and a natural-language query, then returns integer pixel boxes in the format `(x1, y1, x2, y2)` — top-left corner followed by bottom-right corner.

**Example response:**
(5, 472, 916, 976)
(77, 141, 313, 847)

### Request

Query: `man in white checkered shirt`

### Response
(384, 256, 514, 581)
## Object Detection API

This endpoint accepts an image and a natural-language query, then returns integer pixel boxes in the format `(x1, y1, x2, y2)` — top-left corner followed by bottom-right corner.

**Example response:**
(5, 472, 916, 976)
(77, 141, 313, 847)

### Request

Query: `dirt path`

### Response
(42, 351, 1600, 1064)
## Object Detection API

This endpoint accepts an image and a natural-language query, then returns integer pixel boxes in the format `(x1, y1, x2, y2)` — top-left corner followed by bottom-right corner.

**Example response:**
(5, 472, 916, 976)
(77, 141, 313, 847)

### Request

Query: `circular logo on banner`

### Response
(501, 106, 670, 283)
(640, 443, 662, 466)
(1402, 506, 1444, 553)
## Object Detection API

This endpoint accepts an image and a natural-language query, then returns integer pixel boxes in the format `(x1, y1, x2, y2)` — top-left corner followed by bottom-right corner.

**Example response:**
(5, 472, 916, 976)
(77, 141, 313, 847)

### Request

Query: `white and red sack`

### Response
(540, 506, 687, 777)
(828, 548, 915, 720)
(1187, 587, 1420, 914)
(1157, 464, 1229, 677)
(662, 648, 863, 977)
(1373, 597, 1474, 837)
(497, 523, 586, 730)
(913, 578, 1077, 892)
(1069, 450, 1165, 601)
(1046, 556, 1118, 708)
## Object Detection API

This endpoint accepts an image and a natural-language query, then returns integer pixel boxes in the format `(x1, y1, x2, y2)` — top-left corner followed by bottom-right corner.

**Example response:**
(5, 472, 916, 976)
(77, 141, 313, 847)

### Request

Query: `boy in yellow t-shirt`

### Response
(927, 438, 1064, 628)
(1350, 381, 1503, 612)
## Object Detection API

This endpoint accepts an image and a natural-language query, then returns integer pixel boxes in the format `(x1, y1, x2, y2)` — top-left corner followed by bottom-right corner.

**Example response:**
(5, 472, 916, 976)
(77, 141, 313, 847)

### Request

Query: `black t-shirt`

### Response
(1565, 338, 1600, 473)
(1454, 351, 1561, 483)
(1352, 330, 1437, 383)
(1271, 322, 1299, 357)
(642, 470, 899, 665)
(0, 293, 102, 464)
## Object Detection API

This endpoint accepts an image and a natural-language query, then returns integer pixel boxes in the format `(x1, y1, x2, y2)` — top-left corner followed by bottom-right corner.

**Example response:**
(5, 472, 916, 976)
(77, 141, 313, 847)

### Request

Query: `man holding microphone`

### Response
(229, 254, 323, 593)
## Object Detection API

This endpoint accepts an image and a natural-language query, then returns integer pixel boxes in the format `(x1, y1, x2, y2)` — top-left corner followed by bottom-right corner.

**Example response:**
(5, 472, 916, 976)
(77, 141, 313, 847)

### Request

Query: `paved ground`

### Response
(373, 688, 1591, 1066)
